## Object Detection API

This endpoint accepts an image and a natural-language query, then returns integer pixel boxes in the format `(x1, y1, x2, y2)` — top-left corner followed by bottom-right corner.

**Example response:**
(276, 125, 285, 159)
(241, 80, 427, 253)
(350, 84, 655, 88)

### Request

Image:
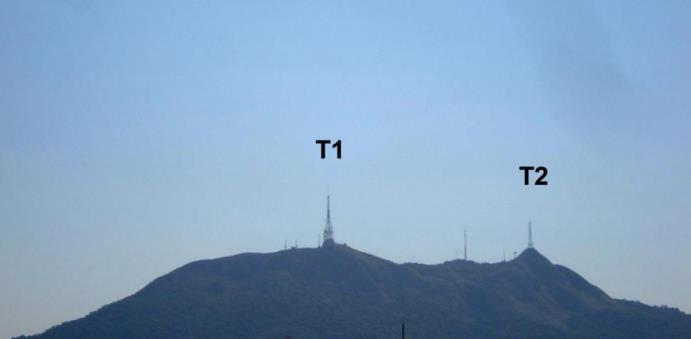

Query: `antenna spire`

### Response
(528, 219, 534, 249)
(322, 194, 334, 246)
(464, 229, 467, 261)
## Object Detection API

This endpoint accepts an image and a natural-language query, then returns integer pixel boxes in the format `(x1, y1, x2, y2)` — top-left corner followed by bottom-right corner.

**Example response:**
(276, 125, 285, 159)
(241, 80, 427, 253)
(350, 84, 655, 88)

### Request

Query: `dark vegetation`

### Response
(20, 245, 691, 338)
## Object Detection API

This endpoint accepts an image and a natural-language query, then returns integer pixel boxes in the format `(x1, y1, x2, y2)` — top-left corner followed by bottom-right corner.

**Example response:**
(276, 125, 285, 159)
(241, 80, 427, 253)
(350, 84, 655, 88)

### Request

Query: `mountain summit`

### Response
(21, 244, 691, 338)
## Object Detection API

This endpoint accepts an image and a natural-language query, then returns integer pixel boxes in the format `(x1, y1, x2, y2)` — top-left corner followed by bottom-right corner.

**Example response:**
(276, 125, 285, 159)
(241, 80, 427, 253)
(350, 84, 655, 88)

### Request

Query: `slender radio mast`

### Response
(322, 194, 335, 246)
(464, 229, 468, 261)
(528, 219, 534, 249)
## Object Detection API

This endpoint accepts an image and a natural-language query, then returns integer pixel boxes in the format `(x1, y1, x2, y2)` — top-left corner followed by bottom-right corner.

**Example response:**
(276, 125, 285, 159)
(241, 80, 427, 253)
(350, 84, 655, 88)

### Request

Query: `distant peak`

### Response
(516, 247, 552, 266)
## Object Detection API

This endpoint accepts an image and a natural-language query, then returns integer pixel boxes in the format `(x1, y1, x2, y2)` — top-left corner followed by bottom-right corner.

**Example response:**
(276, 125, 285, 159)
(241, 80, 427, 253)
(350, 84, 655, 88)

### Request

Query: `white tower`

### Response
(464, 229, 468, 260)
(528, 219, 534, 249)
(322, 195, 334, 246)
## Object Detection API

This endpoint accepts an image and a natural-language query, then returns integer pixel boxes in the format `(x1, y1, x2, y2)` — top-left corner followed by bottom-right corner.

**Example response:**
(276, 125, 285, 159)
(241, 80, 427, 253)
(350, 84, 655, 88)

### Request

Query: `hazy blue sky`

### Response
(2, 1, 690, 337)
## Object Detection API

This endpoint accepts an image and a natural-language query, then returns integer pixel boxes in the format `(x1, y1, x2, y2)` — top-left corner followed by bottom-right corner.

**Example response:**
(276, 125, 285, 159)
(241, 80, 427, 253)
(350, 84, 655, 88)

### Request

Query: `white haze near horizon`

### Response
(1, 1, 690, 337)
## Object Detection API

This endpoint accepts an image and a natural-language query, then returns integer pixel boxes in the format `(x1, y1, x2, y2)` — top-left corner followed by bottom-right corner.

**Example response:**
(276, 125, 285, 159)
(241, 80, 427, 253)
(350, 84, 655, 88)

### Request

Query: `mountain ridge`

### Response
(19, 244, 691, 338)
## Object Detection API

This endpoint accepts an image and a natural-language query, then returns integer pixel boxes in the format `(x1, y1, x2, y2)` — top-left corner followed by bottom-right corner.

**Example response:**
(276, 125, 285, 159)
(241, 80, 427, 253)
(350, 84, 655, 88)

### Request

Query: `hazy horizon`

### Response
(2, 1, 691, 337)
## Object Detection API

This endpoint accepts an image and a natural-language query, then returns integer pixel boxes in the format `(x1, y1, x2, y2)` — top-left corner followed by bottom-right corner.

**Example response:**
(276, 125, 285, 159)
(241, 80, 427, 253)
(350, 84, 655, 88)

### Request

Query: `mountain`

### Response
(19, 244, 691, 338)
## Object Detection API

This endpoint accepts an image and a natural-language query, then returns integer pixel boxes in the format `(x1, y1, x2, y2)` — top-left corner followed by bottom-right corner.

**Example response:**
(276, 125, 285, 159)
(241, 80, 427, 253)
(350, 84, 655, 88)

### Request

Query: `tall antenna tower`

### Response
(464, 229, 467, 261)
(322, 194, 334, 246)
(528, 219, 534, 249)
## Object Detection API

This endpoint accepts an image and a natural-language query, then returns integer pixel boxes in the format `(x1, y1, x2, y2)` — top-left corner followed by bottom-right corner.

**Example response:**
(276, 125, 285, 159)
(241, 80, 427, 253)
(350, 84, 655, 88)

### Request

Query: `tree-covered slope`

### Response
(20, 245, 691, 338)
